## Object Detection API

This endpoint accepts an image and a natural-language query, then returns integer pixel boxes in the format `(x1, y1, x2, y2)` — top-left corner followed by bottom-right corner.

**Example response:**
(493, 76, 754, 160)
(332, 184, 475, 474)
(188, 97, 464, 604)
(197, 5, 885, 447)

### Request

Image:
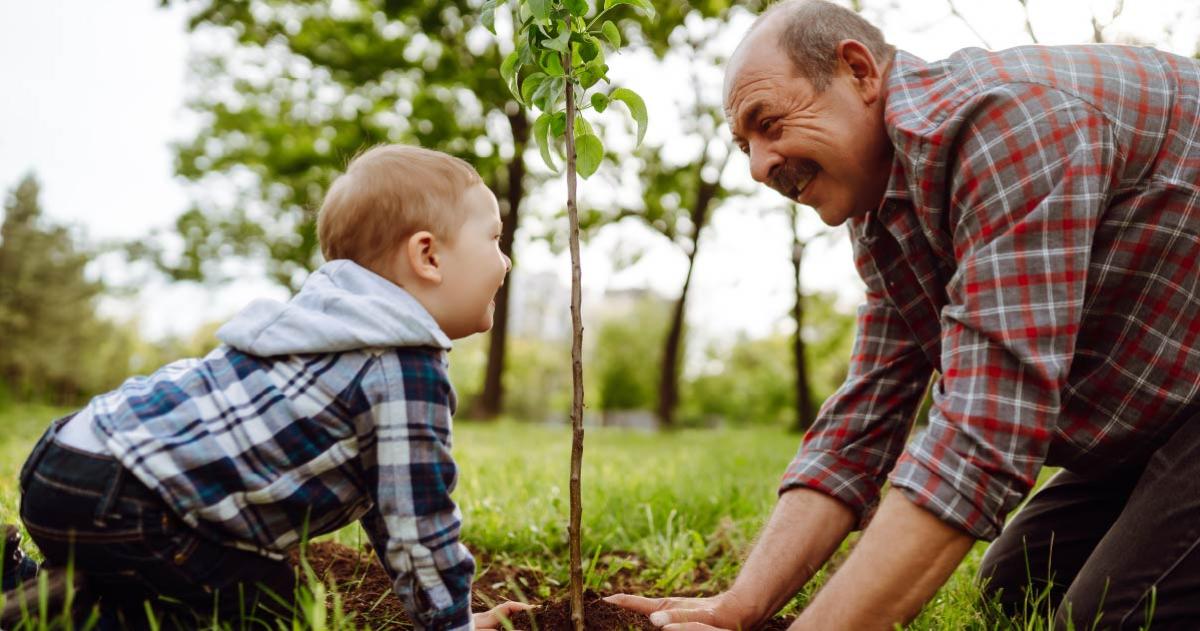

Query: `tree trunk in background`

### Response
(656, 177, 719, 429)
(790, 205, 815, 433)
(476, 110, 528, 419)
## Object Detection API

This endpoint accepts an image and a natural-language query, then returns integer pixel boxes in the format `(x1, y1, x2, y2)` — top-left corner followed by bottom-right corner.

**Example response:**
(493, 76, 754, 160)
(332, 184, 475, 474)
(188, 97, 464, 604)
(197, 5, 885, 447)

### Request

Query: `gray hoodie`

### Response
(217, 259, 451, 355)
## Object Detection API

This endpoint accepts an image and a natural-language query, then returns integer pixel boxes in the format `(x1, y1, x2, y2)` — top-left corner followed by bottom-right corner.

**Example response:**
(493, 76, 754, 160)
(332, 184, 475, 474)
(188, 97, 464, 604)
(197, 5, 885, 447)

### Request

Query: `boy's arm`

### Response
(360, 349, 474, 631)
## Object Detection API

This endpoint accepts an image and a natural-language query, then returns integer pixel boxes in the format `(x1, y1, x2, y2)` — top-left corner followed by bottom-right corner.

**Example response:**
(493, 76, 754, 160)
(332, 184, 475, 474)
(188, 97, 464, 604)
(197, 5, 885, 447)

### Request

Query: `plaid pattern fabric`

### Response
(783, 45, 1200, 540)
(90, 345, 473, 630)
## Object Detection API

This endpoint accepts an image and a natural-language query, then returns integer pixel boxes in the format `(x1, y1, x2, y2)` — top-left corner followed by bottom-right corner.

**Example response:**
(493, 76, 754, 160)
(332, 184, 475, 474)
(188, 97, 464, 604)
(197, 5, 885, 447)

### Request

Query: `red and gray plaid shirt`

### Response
(782, 45, 1200, 540)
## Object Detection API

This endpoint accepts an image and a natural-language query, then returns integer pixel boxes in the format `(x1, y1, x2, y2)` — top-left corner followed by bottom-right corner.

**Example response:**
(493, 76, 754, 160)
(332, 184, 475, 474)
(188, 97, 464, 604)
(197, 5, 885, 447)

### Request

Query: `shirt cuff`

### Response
(888, 438, 1025, 541)
(779, 450, 885, 530)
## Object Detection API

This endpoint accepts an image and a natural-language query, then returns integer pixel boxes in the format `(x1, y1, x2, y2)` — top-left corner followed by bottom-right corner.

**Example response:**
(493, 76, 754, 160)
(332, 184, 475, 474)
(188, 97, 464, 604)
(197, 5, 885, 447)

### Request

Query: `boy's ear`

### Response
(406, 231, 442, 283)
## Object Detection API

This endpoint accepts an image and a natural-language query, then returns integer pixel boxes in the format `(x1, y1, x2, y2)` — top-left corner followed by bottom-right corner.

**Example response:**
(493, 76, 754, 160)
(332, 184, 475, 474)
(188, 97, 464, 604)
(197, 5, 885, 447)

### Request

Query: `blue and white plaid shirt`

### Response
(83, 261, 474, 630)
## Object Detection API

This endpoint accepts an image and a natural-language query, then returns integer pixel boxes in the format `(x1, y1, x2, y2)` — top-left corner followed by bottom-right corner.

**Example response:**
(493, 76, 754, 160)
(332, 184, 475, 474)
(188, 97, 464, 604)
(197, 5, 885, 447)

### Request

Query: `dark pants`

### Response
(979, 414, 1200, 630)
(18, 415, 297, 629)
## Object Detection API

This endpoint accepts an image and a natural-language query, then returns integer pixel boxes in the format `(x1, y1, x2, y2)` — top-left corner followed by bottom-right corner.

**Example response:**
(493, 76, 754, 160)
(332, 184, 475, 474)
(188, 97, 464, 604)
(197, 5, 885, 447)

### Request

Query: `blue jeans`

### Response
(18, 415, 297, 629)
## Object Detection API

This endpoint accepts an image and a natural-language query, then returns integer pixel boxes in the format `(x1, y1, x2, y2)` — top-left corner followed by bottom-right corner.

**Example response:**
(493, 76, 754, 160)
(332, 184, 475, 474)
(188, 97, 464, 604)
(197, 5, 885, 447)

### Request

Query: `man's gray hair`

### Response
(754, 0, 895, 91)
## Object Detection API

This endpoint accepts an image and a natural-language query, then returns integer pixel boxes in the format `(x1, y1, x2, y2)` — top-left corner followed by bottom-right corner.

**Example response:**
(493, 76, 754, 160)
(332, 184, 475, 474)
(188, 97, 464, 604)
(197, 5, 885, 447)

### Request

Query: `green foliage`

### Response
(0, 175, 134, 404)
(491, 0, 651, 178)
(158, 1, 533, 290)
(593, 296, 670, 411)
(680, 293, 856, 427)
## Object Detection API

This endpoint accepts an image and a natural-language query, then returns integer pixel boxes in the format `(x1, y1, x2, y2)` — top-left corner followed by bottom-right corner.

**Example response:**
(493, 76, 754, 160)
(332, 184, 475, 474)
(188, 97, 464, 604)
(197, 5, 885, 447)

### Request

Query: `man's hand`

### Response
(602, 593, 751, 630)
(605, 490, 855, 630)
(473, 601, 534, 629)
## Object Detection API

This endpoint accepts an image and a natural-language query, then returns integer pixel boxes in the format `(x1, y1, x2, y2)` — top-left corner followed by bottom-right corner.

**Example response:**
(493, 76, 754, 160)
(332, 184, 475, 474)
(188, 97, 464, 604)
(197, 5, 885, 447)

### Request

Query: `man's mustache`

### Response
(768, 159, 819, 198)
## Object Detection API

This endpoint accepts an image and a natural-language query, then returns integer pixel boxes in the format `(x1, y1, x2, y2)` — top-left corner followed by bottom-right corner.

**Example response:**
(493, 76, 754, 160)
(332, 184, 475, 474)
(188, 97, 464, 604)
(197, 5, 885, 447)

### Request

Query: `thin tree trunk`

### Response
(790, 206, 814, 433)
(477, 111, 529, 419)
(656, 176, 719, 429)
(564, 79, 586, 631)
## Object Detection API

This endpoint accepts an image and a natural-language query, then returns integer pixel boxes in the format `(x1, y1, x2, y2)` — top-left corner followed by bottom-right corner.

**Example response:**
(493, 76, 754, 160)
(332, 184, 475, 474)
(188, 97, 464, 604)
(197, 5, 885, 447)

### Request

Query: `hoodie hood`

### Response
(217, 260, 451, 356)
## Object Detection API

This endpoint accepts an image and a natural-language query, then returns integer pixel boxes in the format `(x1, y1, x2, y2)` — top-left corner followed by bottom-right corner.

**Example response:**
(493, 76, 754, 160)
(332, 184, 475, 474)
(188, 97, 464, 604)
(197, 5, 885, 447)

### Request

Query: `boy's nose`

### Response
(502, 253, 512, 273)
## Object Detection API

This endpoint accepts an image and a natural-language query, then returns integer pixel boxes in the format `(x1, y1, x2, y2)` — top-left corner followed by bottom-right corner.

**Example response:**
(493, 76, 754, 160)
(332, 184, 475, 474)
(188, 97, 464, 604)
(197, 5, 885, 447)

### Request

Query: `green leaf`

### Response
(590, 92, 609, 113)
(565, 0, 589, 17)
(529, 0, 551, 21)
(550, 111, 567, 138)
(574, 115, 594, 138)
(578, 61, 608, 89)
(600, 21, 621, 47)
(533, 112, 558, 171)
(575, 133, 603, 178)
(539, 51, 565, 76)
(517, 39, 533, 67)
(500, 50, 520, 99)
(544, 25, 571, 53)
(532, 76, 565, 112)
(521, 72, 547, 105)
(602, 0, 656, 18)
(610, 87, 647, 146)
(578, 35, 601, 62)
(481, 0, 499, 33)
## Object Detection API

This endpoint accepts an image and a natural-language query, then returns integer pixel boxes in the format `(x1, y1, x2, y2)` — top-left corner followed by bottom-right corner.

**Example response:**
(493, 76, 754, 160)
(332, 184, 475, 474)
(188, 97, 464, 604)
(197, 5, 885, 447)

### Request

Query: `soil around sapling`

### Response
(291, 541, 796, 630)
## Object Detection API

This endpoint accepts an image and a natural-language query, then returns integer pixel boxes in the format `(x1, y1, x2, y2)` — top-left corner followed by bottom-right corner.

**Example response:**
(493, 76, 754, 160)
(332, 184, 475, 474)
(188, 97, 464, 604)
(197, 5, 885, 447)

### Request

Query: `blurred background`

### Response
(2, 0, 1198, 430)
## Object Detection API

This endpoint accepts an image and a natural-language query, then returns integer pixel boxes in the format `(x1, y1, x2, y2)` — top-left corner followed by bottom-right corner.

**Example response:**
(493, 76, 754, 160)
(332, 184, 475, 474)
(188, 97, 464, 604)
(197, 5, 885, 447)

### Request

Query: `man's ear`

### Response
(837, 39, 883, 105)
(406, 230, 442, 283)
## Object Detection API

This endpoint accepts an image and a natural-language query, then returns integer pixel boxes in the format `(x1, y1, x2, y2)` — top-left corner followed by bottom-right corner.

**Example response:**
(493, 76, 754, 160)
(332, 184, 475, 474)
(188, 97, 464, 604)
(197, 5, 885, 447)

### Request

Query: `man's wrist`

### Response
(720, 586, 770, 629)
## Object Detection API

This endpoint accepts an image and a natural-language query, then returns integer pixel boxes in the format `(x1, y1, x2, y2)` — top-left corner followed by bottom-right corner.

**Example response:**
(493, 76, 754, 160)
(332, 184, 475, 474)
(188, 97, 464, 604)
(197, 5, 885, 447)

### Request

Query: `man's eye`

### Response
(760, 117, 776, 132)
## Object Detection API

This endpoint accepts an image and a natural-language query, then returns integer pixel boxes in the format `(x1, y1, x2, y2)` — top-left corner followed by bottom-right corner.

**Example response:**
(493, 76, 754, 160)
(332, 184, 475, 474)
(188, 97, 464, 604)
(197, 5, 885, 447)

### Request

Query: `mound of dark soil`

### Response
(292, 541, 796, 630)
(505, 591, 655, 630)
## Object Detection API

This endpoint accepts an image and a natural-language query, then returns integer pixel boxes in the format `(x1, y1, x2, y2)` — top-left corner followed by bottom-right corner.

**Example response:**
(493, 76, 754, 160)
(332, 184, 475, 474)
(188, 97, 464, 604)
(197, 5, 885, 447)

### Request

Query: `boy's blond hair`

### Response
(318, 144, 483, 272)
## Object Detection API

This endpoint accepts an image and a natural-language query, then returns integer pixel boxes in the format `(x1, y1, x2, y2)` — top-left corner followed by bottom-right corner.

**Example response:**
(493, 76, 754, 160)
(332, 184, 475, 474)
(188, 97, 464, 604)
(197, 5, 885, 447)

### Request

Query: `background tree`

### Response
(0, 174, 133, 404)
(160, 0, 537, 418)
(786, 205, 838, 432)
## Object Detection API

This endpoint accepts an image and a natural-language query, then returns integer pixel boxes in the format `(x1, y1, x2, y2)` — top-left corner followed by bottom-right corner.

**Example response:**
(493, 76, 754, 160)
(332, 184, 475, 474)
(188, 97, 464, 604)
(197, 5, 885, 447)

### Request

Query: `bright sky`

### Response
(1, 0, 1197, 343)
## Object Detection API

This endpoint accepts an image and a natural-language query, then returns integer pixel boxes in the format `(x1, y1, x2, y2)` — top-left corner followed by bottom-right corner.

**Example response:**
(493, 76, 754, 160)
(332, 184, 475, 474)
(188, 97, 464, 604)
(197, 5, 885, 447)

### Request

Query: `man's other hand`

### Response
(603, 593, 752, 630)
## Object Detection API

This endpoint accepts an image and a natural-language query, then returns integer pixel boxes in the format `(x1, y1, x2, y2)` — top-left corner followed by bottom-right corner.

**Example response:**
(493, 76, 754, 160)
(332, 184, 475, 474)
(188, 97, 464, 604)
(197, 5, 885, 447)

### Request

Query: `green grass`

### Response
(0, 403, 1116, 629)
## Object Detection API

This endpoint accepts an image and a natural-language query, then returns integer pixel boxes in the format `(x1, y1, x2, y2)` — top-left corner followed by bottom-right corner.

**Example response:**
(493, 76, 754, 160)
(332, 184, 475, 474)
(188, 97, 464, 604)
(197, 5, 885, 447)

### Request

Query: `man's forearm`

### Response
(725, 488, 857, 627)
(792, 490, 975, 630)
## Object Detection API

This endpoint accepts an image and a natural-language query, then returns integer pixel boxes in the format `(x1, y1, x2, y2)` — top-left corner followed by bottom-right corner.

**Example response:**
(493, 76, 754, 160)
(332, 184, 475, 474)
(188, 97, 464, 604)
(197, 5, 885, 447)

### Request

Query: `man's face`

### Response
(724, 32, 893, 226)
(436, 184, 511, 339)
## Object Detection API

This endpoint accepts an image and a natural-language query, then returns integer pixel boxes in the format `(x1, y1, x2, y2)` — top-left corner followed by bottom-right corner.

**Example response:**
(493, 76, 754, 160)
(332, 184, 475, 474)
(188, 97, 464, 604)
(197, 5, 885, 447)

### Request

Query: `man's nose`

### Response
(748, 141, 782, 184)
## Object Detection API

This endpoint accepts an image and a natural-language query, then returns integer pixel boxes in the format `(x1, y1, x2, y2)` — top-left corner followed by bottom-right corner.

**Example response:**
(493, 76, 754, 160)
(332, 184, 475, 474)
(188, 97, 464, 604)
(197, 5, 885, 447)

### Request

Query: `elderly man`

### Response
(607, 0, 1200, 629)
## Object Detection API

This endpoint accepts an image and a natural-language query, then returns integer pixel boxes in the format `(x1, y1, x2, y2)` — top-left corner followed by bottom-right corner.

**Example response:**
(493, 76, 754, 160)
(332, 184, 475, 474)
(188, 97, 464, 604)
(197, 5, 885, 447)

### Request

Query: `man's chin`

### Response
(812, 205, 852, 227)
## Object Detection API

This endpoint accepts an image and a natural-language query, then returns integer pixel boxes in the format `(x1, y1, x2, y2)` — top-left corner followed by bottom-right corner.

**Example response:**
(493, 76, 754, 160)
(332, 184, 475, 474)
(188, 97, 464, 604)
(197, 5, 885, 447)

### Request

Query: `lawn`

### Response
(1, 403, 1066, 629)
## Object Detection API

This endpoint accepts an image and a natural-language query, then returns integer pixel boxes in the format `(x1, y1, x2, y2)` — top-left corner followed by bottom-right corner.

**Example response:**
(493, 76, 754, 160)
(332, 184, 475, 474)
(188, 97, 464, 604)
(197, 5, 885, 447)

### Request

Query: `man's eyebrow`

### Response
(733, 101, 763, 140)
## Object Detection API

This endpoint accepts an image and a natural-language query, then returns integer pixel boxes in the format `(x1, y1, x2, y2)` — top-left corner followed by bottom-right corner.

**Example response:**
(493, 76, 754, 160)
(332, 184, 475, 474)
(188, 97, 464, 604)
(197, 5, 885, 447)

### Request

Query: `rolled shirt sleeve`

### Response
(360, 350, 474, 630)
(889, 85, 1118, 540)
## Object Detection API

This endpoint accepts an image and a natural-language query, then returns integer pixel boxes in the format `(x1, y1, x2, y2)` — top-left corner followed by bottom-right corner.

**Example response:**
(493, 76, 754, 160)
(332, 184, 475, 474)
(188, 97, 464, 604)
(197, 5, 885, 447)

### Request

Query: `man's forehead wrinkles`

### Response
(727, 75, 774, 131)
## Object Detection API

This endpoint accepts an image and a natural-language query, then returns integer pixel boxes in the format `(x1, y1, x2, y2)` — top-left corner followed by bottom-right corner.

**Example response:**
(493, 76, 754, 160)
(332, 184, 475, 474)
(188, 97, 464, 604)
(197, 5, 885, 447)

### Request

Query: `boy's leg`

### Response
(977, 466, 1139, 620)
(20, 431, 297, 628)
(1054, 414, 1200, 629)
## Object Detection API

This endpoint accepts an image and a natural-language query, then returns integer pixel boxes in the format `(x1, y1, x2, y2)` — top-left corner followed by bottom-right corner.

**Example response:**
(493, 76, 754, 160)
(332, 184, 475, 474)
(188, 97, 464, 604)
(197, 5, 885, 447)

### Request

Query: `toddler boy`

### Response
(10, 144, 525, 630)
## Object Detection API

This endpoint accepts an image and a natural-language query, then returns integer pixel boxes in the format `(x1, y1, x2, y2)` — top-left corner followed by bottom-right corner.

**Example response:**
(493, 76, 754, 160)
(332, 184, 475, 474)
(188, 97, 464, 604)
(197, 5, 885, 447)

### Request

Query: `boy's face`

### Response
(435, 184, 512, 339)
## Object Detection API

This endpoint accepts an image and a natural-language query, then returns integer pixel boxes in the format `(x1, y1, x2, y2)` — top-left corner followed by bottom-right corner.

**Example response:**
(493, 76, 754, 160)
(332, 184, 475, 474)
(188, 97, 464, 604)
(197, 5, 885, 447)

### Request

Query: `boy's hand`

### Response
(473, 601, 534, 629)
